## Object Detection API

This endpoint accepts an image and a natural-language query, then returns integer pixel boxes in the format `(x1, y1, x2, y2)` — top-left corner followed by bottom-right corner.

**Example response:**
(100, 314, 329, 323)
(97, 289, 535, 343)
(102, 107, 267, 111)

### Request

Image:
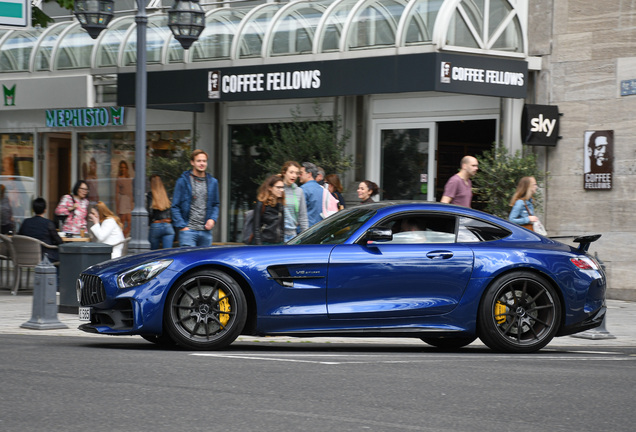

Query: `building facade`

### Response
(528, 0, 636, 300)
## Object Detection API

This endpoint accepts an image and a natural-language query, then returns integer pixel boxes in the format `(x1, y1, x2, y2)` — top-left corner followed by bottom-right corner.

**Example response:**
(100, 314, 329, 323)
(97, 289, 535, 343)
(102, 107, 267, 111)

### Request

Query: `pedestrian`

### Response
(508, 176, 539, 229)
(116, 160, 134, 238)
(325, 174, 346, 209)
(357, 180, 379, 205)
(253, 175, 285, 245)
(316, 166, 326, 186)
(18, 197, 63, 261)
(299, 162, 324, 227)
(0, 184, 14, 234)
(147, 175, 175, 250)
(280, 161, 308, 241)
(171, 149, 220, 247)
(54, 180, 89, 236)
(88, 201, 126, 258)
(440, 155, 478, 208)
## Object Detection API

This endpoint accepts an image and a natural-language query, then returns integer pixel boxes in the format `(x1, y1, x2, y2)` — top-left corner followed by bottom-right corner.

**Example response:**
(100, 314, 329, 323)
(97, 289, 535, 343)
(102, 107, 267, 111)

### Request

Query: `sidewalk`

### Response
(1, 290, 634, 348)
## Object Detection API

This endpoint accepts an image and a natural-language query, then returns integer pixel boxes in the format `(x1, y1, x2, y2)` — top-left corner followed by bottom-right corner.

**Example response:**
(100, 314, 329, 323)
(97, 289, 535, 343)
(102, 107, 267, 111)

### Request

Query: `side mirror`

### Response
(365, 226, 393, 242)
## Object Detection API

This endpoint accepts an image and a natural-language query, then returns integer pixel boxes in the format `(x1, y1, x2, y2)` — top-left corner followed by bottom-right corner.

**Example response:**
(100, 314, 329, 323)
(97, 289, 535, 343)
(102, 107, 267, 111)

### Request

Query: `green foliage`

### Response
(256, 102, 353, 182)
(33, 1, 75, 28)
(147, 142, 192, 196)
(474, 145, 546, 218)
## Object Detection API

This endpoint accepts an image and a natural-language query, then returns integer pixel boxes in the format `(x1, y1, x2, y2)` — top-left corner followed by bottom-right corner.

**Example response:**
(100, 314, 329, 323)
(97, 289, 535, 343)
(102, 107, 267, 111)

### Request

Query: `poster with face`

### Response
(584, 130, 613, 190)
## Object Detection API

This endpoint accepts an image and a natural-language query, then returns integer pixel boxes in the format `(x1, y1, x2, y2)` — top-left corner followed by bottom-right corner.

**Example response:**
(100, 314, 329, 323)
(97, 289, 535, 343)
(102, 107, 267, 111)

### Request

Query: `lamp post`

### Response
(74, 0, 205, 254)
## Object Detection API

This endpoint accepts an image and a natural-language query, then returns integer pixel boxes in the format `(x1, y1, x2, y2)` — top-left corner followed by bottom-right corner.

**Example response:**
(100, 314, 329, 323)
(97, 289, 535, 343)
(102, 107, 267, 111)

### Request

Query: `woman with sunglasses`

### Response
(54, 180, 90, 236)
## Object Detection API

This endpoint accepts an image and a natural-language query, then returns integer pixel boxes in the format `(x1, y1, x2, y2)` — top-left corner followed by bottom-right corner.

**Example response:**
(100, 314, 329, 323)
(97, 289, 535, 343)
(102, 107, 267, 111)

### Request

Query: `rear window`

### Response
(457, 216, 511, 242)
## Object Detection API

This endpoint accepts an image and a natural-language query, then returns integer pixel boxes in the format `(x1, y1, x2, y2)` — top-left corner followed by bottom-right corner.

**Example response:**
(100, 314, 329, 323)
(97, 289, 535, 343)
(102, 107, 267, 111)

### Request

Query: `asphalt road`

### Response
(1, 334, 635, 432)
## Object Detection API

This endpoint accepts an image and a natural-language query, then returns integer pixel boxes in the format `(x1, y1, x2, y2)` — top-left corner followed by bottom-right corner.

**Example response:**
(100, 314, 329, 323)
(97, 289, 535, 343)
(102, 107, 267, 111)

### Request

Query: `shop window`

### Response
(228, 124, 272, 243)
(78, 131, 192, 215)
(380, 128, 430, 201)
(0, 133, 35, 231)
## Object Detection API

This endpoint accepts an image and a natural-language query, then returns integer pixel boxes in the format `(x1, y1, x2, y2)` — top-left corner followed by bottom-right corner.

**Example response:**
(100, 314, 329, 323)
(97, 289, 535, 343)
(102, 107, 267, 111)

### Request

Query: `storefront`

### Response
(0, 0, 533, 242)
(0, 78, 195, 227)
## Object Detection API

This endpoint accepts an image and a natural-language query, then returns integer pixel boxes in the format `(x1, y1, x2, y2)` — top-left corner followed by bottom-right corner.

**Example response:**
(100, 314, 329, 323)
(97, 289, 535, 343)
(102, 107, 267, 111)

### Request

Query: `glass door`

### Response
(374, 122, 436, 202)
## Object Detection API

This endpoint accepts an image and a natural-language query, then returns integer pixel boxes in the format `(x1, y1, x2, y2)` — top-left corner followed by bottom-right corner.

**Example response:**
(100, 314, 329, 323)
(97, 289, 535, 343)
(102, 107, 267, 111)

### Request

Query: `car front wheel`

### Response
(165, 270, 247, 350)
(478, 271, 561, 353)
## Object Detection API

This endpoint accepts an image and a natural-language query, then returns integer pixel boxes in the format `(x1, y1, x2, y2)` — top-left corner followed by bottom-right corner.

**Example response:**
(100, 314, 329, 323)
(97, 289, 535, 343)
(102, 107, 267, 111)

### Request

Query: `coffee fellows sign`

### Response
(584, 130, 612, 190)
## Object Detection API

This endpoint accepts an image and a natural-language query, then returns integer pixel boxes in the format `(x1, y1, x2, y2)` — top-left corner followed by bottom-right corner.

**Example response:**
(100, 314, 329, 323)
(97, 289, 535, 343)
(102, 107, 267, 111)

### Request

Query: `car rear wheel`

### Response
(165, 270, 247, 350)
(421, 336, 477, 350)
(478, 271, 561, 353)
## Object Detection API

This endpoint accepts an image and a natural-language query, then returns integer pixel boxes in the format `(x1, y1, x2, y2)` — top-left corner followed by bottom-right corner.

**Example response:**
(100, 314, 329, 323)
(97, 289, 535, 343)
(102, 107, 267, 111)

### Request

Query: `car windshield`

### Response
(288, 207, 376, 245)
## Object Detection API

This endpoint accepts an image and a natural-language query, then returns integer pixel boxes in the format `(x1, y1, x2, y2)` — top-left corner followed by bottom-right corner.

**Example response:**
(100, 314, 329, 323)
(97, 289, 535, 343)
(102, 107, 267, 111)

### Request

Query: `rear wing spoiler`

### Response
(573, 234, 601, 253)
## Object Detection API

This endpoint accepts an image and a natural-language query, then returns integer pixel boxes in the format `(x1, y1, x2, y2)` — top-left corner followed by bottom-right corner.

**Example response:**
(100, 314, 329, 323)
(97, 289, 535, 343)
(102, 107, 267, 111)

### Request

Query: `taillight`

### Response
(570, 257, 599, 270)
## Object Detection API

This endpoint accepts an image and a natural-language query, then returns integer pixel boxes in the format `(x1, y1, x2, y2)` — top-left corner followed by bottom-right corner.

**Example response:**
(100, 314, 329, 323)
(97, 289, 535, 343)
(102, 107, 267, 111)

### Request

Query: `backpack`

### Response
(320, 187, 340, 219)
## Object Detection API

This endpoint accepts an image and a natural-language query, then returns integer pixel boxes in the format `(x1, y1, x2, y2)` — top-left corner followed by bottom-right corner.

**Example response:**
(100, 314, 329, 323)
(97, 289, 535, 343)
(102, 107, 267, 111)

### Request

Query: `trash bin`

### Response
(58, 243, 112, 314)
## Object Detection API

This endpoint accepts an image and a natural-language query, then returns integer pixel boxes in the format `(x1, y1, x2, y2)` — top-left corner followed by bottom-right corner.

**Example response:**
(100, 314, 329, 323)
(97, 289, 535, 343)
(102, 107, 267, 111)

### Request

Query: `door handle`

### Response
(426, 251, 454, 260)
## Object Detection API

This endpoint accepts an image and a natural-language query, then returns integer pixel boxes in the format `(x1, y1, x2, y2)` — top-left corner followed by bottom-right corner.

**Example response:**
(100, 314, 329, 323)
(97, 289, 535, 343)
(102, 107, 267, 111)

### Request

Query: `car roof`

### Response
(360, 201, 526, 232)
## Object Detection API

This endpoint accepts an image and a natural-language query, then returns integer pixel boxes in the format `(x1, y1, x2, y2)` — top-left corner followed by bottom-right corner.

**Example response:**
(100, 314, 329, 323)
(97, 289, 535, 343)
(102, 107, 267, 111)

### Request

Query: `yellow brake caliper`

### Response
(495, 301, 507, 324)
(218, 288, 231, 326)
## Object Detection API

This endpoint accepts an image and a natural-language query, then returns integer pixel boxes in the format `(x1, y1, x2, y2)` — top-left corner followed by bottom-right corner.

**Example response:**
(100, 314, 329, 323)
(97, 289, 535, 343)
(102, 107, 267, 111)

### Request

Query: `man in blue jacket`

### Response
(171, 149, 220, 247)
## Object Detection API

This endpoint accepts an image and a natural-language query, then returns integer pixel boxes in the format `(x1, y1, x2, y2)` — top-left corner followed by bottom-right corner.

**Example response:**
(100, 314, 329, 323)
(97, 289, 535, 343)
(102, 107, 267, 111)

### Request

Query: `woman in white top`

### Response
(89, 201, 126, 258)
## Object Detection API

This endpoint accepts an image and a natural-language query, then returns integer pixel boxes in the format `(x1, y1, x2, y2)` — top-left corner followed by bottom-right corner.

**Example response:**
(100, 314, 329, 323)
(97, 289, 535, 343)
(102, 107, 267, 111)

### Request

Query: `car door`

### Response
(326, 214, 474, 319)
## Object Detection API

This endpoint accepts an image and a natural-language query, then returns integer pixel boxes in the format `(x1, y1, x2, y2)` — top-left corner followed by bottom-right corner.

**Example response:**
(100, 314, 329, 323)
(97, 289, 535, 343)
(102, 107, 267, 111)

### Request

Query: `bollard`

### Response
(570, 313, 616, 340)
(20, 256, 68, 330)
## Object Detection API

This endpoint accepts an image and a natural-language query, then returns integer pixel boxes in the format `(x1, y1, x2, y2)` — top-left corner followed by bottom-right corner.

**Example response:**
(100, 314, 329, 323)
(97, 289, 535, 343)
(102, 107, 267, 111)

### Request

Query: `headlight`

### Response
(117, 259, 173, 289)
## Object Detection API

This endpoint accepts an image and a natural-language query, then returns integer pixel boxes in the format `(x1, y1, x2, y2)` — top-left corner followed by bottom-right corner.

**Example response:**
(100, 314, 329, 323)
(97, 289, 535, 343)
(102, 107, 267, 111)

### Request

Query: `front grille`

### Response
(79, 274, 106, 306)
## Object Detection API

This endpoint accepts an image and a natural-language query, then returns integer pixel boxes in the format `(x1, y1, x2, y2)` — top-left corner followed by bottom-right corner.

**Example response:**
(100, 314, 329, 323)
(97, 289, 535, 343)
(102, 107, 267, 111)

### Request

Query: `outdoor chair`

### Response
(0, 234, 13, 289)
(10, 234, 59, 296)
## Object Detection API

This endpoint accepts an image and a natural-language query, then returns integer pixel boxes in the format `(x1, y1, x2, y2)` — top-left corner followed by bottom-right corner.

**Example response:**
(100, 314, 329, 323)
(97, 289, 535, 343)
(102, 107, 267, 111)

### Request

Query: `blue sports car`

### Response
(76, 202, 606, 353)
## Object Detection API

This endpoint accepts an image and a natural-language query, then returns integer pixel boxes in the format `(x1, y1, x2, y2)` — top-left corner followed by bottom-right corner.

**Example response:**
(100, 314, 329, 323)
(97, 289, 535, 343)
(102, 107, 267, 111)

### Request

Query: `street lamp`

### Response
(169, 0, 206, 50)
(73, 0, 114, 39)
(75, 1, 205, 254)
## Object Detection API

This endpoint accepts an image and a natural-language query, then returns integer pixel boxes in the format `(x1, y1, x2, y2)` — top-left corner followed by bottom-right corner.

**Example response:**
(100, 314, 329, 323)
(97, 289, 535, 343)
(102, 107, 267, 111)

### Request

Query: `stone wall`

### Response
(528, 0, 636, 300)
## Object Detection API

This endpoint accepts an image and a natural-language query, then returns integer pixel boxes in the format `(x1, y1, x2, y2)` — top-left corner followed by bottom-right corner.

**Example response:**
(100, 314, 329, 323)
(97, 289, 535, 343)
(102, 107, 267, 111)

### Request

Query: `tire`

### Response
(164, 270, 247, 350)
(478, 271, 561, 353)
(141, 334, 178, 347)
(421, 336, 477, 350)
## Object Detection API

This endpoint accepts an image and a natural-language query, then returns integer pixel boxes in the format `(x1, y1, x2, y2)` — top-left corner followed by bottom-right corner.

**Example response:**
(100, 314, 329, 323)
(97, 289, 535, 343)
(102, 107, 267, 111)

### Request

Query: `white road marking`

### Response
(191, 352, 634, 364)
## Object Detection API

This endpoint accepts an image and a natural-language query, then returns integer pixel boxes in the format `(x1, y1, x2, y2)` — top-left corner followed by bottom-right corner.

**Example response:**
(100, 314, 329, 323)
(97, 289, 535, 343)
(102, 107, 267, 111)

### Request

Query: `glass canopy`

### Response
(0, 0, 526, 73)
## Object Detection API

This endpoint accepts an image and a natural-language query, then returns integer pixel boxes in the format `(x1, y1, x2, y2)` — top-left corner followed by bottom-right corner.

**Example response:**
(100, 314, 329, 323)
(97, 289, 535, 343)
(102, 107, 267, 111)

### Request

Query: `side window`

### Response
(380, 214, 457, 244)
(457, 216, 511, 242)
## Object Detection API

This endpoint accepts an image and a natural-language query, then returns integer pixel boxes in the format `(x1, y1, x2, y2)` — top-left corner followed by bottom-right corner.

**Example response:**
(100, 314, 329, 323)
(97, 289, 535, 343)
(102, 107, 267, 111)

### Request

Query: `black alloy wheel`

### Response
(478, 271, 561, 353)
(165, 270, 247, 350)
